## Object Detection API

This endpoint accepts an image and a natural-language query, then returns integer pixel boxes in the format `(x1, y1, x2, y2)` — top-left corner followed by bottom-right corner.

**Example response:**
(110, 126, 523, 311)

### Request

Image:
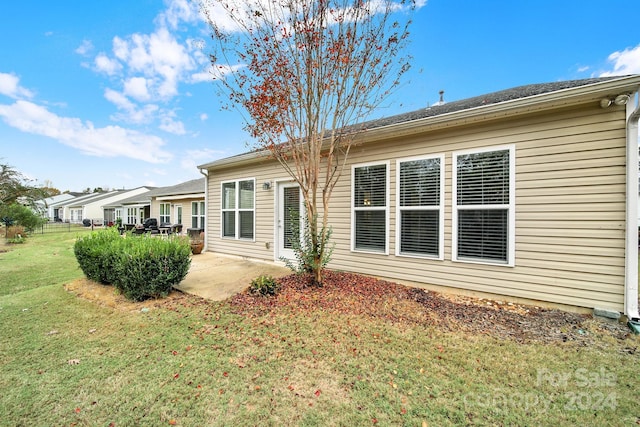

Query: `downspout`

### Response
(625, 90, 640, 325)
(199, 168, 209, 253)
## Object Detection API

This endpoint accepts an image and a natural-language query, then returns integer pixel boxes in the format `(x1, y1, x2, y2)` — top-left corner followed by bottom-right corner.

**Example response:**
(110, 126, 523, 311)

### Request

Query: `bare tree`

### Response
(201, 0, 415, 285)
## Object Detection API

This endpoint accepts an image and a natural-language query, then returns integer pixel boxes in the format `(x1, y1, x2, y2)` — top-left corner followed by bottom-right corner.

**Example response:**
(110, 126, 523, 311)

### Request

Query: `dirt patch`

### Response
(64, 278, 200, 312)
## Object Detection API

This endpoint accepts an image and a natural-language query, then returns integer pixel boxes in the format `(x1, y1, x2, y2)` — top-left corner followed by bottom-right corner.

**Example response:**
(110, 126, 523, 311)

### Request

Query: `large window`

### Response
(221, 179, 255, 240)
(453, 145, 515, 265)
(126, 207, 138, 224)
(191, 201, 205, 229)
(397, 155, 444, 258)
(159, 203, 171, 224)
(352, 162, 388, 253)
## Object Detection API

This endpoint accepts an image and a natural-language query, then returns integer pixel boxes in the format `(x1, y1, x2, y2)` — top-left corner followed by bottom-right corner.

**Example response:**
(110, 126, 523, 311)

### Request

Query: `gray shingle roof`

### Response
(199, 75, 638, 170)
(145, 178, 205, 197)
(361, 77, 624, 131)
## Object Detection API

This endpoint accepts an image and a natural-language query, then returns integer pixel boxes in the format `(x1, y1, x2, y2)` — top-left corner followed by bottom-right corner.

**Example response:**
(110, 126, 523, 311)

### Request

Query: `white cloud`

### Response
(104, 88, 160, 124)
(75, 40, 94, 56)
(104, 27, 195, 100)
(199, 0, 425, 34)
(104, 88, 135, 110)
(180, 148, 226, 170)
(0, 72, 34, 99)
(599, 44, 640, 77)
(191, 63, 245, 83)
(157, 0, 200, 30)
(112, 104, 160, 125)
(199, 113, 208, 121)
(159, 113, 186, 135)
(95, 53, 122, 75)
(0, 100, 172, 163)
(85, 0, 216, 136)
(123, 77, 151, 101)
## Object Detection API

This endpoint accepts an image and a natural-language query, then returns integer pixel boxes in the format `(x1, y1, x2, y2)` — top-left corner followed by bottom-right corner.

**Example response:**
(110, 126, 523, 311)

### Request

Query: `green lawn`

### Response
(0, 232, 638, 426)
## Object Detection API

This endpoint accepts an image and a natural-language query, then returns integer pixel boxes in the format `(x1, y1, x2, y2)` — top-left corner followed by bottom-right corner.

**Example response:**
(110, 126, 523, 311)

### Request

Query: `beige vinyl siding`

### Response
(206, 161, 286, 261)
(150, 197, 202, 229)
(206, 102, 628, 311)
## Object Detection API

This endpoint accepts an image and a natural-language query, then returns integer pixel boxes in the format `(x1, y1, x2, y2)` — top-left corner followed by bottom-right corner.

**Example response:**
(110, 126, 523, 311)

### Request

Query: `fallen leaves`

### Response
(228, 271, 613, 344)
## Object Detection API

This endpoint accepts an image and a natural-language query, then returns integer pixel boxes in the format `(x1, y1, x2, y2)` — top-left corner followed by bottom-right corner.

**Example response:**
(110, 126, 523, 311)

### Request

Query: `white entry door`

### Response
(277, 182, 302, 261)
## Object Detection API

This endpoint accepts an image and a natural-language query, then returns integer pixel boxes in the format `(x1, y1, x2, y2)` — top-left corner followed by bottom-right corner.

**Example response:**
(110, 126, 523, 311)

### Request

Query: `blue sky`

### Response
(1, 0, 639, 193)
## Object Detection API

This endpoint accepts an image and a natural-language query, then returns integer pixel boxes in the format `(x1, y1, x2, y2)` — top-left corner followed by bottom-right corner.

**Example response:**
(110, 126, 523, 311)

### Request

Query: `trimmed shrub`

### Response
(112, 235, 191, 301)
(73, 229, 191, 301)
(74, 227, 121, 284)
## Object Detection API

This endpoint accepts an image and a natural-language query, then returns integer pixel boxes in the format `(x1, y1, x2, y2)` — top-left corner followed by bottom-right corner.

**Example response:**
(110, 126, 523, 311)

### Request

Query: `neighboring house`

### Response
(50, 192, 110, 223)
(110, 191, 155, 226)
(33, 193, 77, 220)
(51, 187, 154, 224)
(99, 187, 155, 225)
(147, 178, 205, 230)
(198, 75, 640, 320)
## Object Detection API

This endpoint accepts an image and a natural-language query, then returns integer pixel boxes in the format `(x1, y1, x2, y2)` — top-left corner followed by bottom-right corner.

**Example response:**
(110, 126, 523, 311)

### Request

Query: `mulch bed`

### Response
(229, 270, 634, 345)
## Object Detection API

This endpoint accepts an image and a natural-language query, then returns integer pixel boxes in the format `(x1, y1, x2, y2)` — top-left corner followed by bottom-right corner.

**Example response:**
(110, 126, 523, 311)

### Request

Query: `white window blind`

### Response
(283, 186, 301, 249)
(453, 146, 514, 265)
(353, 163, 387, 253)
(398, 156, 443, 258)
(221, 182, 235, 236)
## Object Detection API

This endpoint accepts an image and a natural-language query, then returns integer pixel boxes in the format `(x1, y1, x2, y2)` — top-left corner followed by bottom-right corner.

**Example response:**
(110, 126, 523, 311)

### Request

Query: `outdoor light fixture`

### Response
(262, 181, 272, 191)
(600, 98, 612, 109)
(600, 93, 631, 109)
(614, 94, 630, 106)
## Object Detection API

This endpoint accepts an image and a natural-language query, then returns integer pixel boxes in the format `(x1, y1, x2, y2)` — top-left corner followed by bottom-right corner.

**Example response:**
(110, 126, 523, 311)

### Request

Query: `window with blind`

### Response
(159, 203, 170, 224)
(352, 162, 388, 253)
(453, 145, 515, 265)
(397, 155, 444, 258)
(221, 179, 255, 240)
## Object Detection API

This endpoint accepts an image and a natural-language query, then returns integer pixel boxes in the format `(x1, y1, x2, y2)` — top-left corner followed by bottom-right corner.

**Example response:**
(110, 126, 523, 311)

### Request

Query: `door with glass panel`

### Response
(277, 183, 302, 261)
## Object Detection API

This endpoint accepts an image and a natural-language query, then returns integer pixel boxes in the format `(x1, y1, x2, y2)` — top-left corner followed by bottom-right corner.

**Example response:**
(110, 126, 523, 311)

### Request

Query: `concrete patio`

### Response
(174, 252, 290, 301)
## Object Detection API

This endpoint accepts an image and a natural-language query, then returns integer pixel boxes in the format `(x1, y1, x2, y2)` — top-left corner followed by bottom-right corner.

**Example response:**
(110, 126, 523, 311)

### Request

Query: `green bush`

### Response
(249, 275, 280, 296)
(73, 229, 191, 301)
(74, 227, 121, 284)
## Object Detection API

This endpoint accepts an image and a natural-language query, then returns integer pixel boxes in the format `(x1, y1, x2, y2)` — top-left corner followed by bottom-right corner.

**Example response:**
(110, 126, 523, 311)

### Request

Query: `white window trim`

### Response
(192, 201, 206, 229)
(351, 161, 390, 255)
(174, 204, 182, 225)
(396, 154, 445, 260)
(220, 178, 256, 241)
(159, 202, 171, 224)
(452, 144, 516, 267)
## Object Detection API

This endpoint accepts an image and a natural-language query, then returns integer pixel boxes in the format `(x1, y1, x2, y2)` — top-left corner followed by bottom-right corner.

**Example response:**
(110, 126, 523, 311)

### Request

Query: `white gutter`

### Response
(625, 90, 640, 321)
(199, 168, 209, 252)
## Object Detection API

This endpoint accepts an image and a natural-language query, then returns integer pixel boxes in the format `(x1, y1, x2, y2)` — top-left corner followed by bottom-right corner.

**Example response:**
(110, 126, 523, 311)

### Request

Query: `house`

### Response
(147, 178, 205, 231)
(98, 187, 155, 225)
(51, 187, 154, 224)
(108, 191, 154, 226)
(33, 193, 77, 220)
(50, 192, 110, 223)
(198, 75, 640, 320)
(106, 179, 205, 230)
